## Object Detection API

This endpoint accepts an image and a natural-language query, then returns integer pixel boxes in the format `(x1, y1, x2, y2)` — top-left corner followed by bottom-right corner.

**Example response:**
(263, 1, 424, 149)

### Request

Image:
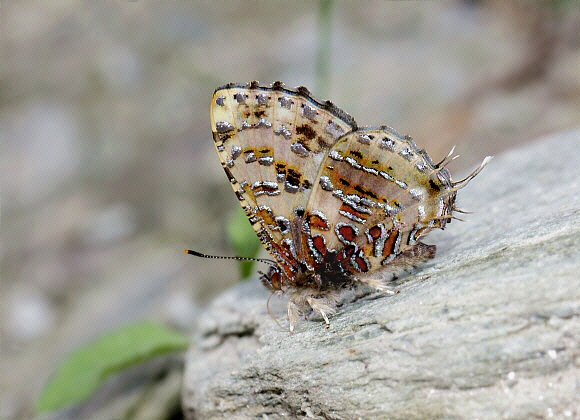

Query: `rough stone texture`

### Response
(183, 129, 580, 420)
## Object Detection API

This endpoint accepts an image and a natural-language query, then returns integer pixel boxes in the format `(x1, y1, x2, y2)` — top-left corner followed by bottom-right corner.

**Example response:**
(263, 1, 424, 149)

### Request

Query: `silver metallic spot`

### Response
(255, 118, 272, 128)
(245, 152, 256, 163)
(438, 198, 445, 217)
(319, 175, 334, 191)
(409, 188, 424, 201)
(365, 224, 387, 257)
(360, 197, 375, 207)
(231, 146, 242, 160)
(329, 150, 344, 161)
(216, 97, 226, 106)
(275, 216, 291, 234)
(349, 193, 364, 204)
(395, 179, 408, 189)
(281, 238, 299, 260)
(379, 137, 396, 152)
(303, 104, 317, 120)
(275, 126, 292, 139)
(240, 180, 249, 188)
(226, 160, 234, 168)
(418, 205, 426, 221)
(333, 190, 372, 215)
(285, 181, 299, 193)
(276, 173, 286, 182)
(262, 181, 278, 189)
(251, 181, 280, 197)
(347, 197, 372, 213)
(254, 190, 280, 197)
(357, 134, 371, 145)
(291, 143, 310, 157)
(216, 121, 234, 133)
(363, 166, 379, 176)
(309, 209, 330, 230)
(345, 156, 361, 169)
(257, 94, 269, 105)
(217, 144, 225, 152)
(326, 121, 344, 139)
(384, 204, 399, 216)
(399, 147, 413, 161)
(259, 156, 274, 166)
(415, 161, 429, 173)
(241, 121, 252, 130)
(379, 171, 394, 181)
(339, 210, 365, 224)
(279, 96, 293, 109)
(235, 93, 247, 103)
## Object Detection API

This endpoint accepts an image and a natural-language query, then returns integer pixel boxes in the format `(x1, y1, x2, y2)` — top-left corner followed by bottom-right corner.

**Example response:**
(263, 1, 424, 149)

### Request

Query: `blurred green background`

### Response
(2, 1, 579, 418)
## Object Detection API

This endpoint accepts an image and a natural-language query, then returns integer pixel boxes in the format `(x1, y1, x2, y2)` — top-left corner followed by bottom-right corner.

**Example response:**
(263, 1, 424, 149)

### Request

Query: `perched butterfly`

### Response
(187, 81, 491, 331)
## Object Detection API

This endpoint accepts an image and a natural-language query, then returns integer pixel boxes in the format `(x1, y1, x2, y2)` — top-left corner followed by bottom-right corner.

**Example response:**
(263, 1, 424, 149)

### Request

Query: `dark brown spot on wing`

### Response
(296, 124, 317, 140)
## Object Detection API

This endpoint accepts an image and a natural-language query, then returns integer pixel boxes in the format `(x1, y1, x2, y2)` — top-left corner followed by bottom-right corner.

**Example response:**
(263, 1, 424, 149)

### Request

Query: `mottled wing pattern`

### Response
(302, 127, 454, 275)
(210, 82, 357, 276)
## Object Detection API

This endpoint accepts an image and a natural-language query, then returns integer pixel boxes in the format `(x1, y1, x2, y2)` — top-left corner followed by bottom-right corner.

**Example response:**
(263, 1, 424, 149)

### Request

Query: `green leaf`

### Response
(226, 206, 262, 279)
(35, 322, 188, 414)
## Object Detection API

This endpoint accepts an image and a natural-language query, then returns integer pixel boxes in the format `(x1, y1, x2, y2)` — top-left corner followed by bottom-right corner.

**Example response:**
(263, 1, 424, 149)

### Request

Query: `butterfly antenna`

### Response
(267, 292, 290, 332)
(184, 249, 278, 267)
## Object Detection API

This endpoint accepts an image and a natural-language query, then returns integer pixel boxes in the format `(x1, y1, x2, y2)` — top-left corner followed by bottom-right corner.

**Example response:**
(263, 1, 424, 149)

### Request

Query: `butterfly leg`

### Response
(287, 301, 302, 333)
(306, 296, 336, 329)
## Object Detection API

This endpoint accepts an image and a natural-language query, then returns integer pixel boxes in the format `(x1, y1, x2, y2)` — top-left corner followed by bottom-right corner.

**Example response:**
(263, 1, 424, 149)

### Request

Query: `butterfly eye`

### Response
(259, 268, 282, 292)
(270, 270, 282, 291)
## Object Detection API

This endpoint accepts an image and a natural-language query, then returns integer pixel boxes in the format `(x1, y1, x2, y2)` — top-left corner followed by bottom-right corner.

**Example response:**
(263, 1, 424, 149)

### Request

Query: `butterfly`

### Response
(188, 81, 491, 332)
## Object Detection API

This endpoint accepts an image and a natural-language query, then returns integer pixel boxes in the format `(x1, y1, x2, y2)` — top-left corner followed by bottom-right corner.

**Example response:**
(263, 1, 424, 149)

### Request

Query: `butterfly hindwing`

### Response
(302, 128, 454, 275)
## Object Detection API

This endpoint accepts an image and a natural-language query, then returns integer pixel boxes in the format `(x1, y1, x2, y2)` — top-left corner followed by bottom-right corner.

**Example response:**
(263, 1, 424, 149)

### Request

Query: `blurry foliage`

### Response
(35, 322, 188, 414)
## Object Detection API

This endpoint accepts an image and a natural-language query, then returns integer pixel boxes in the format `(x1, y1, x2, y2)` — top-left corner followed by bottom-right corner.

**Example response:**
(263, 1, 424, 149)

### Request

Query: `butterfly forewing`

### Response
(210, 82, 356, 270)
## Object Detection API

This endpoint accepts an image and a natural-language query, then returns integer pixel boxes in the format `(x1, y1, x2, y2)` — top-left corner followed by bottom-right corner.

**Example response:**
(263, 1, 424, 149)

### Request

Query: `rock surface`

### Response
(182, 129, 580, 420)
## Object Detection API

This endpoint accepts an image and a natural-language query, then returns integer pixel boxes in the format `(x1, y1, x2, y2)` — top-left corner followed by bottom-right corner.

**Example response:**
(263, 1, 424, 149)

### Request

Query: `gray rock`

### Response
(182, 129, 580, 420)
